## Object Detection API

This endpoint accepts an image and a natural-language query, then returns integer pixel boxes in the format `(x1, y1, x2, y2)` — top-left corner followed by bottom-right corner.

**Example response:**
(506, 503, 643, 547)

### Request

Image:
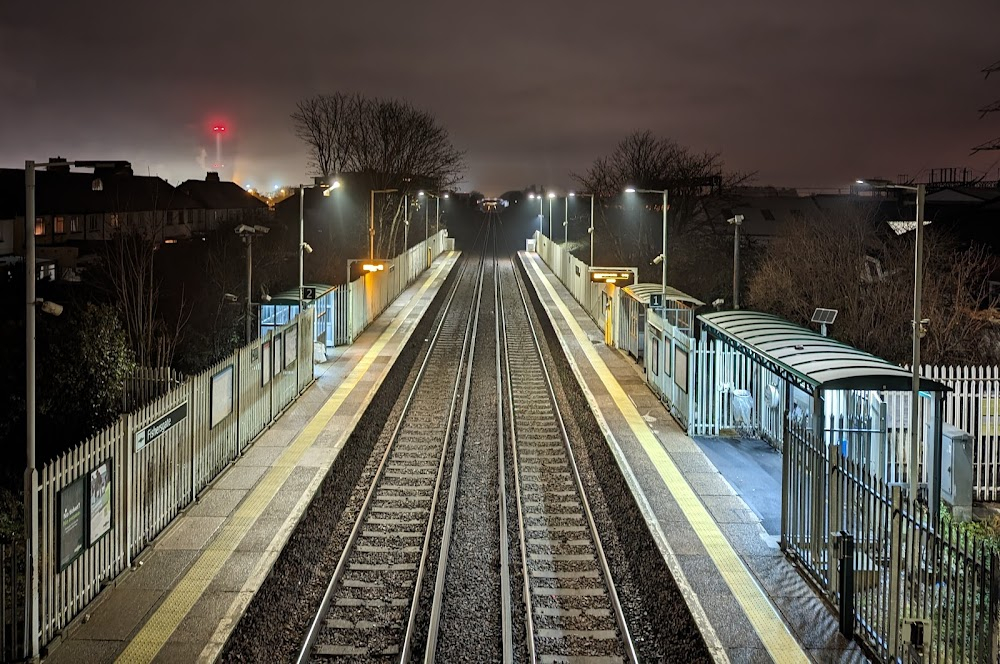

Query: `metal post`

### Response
(661, 190, 668, 300)
(889, 484, 903, 658)
(538, 197, 543, 236)
(838, 531, 855, 638)
(909, 184, 925, 503)
(548, 196, 554, 237)
(424, 197, 430, 267)
(24, 160, 39, 659)
(298, 185, 305, 312)
(435, 195, 440, 235)
(733, 219, 741, 309)
(245, 235, 253, 344)
(589, 195, 595, 266)
(564, 196, 569, 244)
(369, 189, 375, 260)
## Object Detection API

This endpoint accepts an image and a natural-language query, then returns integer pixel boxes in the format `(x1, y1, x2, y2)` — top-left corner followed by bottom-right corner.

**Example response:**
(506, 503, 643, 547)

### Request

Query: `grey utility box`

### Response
(941, 423, 974, 521)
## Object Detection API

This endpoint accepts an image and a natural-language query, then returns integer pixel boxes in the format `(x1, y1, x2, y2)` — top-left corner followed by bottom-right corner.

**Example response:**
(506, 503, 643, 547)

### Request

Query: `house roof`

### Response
(0, 168, 201, 218)
(698, 310, 948, 393)
(176, 179, 268, 210)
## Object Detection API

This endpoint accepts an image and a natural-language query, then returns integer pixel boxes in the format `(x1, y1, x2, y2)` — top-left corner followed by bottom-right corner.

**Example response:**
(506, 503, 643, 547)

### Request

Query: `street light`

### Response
(625, 187, 669, 303)
(547, 191, 556, 236)
(297, 179, 341, 310)
(21, 158, 96, 657)
(857, 178, 929, 503)
(727, 214, 745, 309)
(568, 192, 596, 265)
(235, 224, 269, 344)
(528, 192, 545, 235)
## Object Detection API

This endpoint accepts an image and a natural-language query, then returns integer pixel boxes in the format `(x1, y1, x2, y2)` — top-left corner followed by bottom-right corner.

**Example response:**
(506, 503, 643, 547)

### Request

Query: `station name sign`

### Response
(135, 402, 188, 452)
(588, 268, 635, 285)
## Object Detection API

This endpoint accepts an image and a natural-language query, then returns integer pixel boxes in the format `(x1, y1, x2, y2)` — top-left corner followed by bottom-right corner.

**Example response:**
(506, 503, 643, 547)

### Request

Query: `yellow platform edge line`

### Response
(524, 254, 809, 664)
(115, 255, 454, 664)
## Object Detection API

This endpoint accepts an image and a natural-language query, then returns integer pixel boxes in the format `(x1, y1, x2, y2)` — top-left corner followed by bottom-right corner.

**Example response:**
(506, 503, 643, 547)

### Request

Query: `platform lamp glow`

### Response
(856, 178, 928, 503)
(297, 179, 341, 311)
(625, 187, 669, 305)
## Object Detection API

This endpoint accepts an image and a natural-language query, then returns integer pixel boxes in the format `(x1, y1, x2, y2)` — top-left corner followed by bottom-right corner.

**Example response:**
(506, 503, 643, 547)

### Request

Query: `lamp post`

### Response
(625, 187, 669, 300)
(528, 192, 545, 235)
(727, 214, 744, 309)
(857, 179, 927, 502)
(235, 224, 270, 343)
(419, 191, 445, 265)
(22, 158, 91, 657)
(569, 192, 596, 265)
(547, 191, 556, 236)
(297, 179, 341, 311)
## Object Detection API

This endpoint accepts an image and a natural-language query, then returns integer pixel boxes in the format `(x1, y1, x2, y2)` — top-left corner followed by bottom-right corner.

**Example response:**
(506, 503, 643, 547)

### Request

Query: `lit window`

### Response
(34, 218, 45, 236)
(54, 216, 65, 234)
(69, 217, 80, 233)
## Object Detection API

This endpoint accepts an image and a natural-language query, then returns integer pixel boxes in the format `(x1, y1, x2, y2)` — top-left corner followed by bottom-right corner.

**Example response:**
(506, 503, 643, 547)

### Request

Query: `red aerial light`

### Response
(212, 125, 226, 132)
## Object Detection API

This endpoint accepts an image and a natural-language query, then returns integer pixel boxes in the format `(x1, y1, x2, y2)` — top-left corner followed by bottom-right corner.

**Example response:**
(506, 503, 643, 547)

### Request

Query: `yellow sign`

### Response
(589, 268, 634, 285)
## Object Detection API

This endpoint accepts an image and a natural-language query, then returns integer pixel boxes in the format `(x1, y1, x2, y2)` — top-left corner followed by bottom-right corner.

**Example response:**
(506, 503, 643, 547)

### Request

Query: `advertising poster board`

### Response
(273, 333, 283, 377)
(262, 340, 272, 386)
(89, 460, 113, 545)
(284, 325, 297, 368)
(58, 476, 86, 570)
(210, 365, 235, 428)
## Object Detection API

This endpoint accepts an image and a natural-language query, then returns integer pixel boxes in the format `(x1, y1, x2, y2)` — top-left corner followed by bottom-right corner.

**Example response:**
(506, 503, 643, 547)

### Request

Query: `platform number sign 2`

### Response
(302, 286, 317, 301)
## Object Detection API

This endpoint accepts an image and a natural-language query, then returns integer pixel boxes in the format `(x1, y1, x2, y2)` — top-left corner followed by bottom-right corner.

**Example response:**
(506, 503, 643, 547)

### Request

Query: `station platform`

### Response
(42, 251, 461, 664)
(518, 251, 868, 664)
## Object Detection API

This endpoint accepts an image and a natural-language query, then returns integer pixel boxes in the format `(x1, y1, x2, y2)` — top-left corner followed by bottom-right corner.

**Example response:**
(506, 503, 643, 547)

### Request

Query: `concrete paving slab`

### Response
(186, 489, 245, 518)
(69, 588, 163, 641)
(45, 639, 121, 664)
(212, 464, 268, 490)
(119, 550, 200, 592)
(156, 516, 226, 551)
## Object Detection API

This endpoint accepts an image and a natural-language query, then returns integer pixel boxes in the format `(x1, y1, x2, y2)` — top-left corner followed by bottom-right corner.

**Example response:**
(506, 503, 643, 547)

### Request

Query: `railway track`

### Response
(500, 258, 638, 664)
(297, 250, 484, 662)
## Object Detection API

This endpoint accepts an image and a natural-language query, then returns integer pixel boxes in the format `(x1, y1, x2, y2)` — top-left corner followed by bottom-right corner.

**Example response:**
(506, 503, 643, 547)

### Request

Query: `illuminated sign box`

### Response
(588, 268, 635, 285)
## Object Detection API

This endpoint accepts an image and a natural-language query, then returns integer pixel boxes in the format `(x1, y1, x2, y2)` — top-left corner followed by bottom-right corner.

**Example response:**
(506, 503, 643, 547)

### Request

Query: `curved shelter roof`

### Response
(268, 283, 336, 306)
(623, 283, 704, 306)
(698, 310, 948, 393)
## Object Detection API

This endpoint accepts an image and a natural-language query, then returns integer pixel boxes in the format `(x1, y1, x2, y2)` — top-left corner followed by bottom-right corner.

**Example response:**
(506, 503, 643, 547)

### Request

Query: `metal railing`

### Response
(3, 312, 313, 659)
(784, 419, 1000, 662)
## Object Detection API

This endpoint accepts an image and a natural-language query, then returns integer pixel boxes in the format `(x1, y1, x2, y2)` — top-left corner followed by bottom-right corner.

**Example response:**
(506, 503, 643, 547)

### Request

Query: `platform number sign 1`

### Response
(650, 293, 664, 308)
(302, 286, 317, 301)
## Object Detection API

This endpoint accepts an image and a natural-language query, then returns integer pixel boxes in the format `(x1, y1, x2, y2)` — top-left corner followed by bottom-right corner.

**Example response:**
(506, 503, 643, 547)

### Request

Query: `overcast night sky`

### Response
(3, 1, 1000, 195)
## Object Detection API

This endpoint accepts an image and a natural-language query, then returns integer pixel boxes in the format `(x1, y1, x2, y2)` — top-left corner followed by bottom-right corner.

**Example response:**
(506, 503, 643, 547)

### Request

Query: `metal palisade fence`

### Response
(532, 232, 609, 332)
(784, 419, 1000, 663)
(2, 312, 313, 659)
(333, 230, 452, 346)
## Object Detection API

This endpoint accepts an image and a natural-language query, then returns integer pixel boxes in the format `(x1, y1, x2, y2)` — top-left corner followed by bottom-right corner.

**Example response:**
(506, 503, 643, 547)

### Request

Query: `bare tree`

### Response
(571, 130, 752, 296)
(99, 200, 189, 368)
(291, 93, 465, 258)
(291, 93, 360, 178)
(747, 204, 1000, 365)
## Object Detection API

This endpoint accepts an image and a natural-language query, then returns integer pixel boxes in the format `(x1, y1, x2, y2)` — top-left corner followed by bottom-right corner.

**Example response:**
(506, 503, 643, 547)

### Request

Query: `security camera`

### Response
(253, 225, 270, 234)
(712, 298, 725, 308)
(728, 214, 745, 225)
(563, 221, 568, 227)
(302, 242, 313, 254)
(587, 227, 594, 234)
(652, 254, 664, 265)
(223, 293, 238, 303)
(234, 224, 253, 235)
(39, 299, 63, 316)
